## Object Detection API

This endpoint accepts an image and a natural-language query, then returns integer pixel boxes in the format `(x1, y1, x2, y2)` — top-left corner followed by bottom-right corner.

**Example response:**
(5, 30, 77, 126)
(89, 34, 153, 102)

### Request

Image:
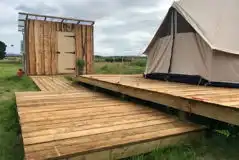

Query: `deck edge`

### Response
(77, 76, 239, 126)
(57, 129, 205, 160)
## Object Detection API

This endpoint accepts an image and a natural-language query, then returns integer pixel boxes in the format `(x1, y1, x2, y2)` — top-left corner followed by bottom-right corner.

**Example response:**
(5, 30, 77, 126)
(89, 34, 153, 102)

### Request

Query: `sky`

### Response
(0, 0, 174, 56)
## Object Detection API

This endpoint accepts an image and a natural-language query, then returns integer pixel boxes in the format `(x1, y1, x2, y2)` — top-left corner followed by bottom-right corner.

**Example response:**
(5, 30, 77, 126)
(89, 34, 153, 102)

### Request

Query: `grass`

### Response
(0, 62, 38, 160)
(126, 135, 239, 160)
(0, 61, 239, 160)
(94, 61, 146, 74)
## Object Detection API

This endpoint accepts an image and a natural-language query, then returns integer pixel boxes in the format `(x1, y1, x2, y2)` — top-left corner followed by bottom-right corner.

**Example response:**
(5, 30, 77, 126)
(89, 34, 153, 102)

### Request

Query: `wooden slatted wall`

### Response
(25, 19, 94, 75)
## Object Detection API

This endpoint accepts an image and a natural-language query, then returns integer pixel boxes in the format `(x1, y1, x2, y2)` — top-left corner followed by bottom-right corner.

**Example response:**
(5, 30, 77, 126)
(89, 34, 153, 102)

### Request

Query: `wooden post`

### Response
(178, 111, 188, 122)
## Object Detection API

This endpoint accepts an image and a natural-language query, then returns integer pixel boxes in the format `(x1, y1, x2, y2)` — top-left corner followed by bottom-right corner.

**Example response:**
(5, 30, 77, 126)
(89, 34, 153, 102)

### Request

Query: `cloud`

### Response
(16, 3, 60, 15)
(0, 0, 173, 55)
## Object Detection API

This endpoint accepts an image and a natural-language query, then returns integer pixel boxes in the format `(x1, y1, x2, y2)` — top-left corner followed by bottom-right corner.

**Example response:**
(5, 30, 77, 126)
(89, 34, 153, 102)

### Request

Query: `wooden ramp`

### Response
(31, 76, 83, 91)
(15, 76, 205, 160)
(77, 74, 239, 126)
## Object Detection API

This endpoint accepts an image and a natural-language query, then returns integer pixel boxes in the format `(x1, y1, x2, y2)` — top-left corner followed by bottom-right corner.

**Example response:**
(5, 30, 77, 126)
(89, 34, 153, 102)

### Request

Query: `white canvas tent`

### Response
(144, 0, 239, 87)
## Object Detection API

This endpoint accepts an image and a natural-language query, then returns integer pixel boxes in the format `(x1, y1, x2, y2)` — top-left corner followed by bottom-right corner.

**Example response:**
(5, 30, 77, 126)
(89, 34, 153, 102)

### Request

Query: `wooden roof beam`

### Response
(18, 12, 95, 24)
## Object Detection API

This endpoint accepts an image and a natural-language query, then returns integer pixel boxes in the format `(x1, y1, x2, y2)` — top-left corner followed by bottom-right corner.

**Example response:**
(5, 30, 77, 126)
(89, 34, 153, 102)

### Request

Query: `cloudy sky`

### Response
(0, 0, 174, 56)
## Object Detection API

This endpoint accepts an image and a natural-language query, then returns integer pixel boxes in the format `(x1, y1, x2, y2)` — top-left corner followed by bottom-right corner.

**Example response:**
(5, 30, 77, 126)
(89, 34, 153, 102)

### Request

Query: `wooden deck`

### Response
(31, 76, 83, 91)
(77, 74, 239, 126)
(16, 76, 205, 160)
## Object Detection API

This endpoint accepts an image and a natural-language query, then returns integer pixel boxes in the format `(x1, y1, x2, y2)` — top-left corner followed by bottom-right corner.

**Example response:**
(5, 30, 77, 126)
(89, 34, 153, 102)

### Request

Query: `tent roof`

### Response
(144, 0, 239, 55)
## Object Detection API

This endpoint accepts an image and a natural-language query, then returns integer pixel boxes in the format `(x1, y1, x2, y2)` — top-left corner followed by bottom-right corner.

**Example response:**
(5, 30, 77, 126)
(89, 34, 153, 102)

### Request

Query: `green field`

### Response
(0, 61, 239, 160)
(94, 62, 145, 74)
(0, 62, 38, 160)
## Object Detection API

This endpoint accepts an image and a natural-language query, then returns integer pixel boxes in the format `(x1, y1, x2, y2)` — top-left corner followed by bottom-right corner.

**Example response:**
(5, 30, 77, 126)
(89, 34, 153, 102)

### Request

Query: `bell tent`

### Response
(144, 0, 239, 87)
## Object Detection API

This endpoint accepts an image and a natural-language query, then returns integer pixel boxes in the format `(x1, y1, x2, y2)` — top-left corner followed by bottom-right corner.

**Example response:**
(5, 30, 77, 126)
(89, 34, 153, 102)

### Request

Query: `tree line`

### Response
(94, 55, 146, 63)
(0, 41, 6, 60)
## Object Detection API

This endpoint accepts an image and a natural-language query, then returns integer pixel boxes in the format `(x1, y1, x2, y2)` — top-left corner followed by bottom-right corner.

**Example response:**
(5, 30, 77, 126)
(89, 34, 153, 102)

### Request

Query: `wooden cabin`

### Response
(18, 12, 94, 75)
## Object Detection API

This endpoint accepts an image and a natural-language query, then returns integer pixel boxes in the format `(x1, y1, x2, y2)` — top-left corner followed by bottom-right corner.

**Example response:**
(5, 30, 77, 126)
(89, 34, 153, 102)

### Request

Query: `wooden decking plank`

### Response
(19, 104, 154, 122)
(21, 111, 166, 133)
(87, 75, 235, 91)
(48, 77, 75, 91)
(15, 90, 98, 98)
(55, 77, 76, 86)
(54, 125, 201, 157)
(18, 101, 135, 114)
(45, 77, 69, 91)
(16, 91, 104, 100)
(205, 96, 239, 102)
(17, 96, 112, 107)
(115, 83, 231, 95)
(21, 110, 157, 131)
(25, 123, 202, 160)
(219, 101, 239, 107)
(25, 131, 201, 160)
(31, 76, 78, 92)
(31, 77, 48, 91)
(17, 94, 110, 104)
(88, 75, 237, 92)
(45, 77, 68, 91)
(190, 92, 239, 98)
(24, 122, 189, 153)
(23, 118, 179, 145)
(18, 102, 149, 116)
(17, 97, 122, 109)
(19, 106, 154, 123)
(198, 98, 239, 105)
(184, 91, 239, 98)
(15, 91, 75, 96)
(166, 88, 230, 94)
(23, 115, 171, 138)
(38, 77, 54, 91)
(36, 77, 51, 91)
(92, 77, 194, 88)
(39, 76, 58, 91)
(20, 110, 155, 126)
(57, 77, 76, 86)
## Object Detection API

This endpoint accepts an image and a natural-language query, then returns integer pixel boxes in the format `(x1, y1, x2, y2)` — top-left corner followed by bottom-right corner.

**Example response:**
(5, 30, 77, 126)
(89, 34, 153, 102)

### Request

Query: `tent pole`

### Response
(168, 10, 176, 74)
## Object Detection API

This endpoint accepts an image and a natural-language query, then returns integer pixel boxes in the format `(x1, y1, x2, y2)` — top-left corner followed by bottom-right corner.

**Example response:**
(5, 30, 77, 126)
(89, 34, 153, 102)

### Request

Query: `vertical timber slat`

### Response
(53, 23, 58, 74)
(34, 20, 40, 75)
(91, 25, 94, 74)
(28, 20, 36, 75)
(82, 25, 87, 74)
(40, 22, 45, 75)
(34, 20, 43, 75)
(86, 26, 92, 74)
(49, 22, 53, 75)
(75, 25, 83, 75)
(90, 26, 94, 74)
(24, 21, 29, 75)
(43, 22, 50, 75)
(25, 20, 29, 75)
